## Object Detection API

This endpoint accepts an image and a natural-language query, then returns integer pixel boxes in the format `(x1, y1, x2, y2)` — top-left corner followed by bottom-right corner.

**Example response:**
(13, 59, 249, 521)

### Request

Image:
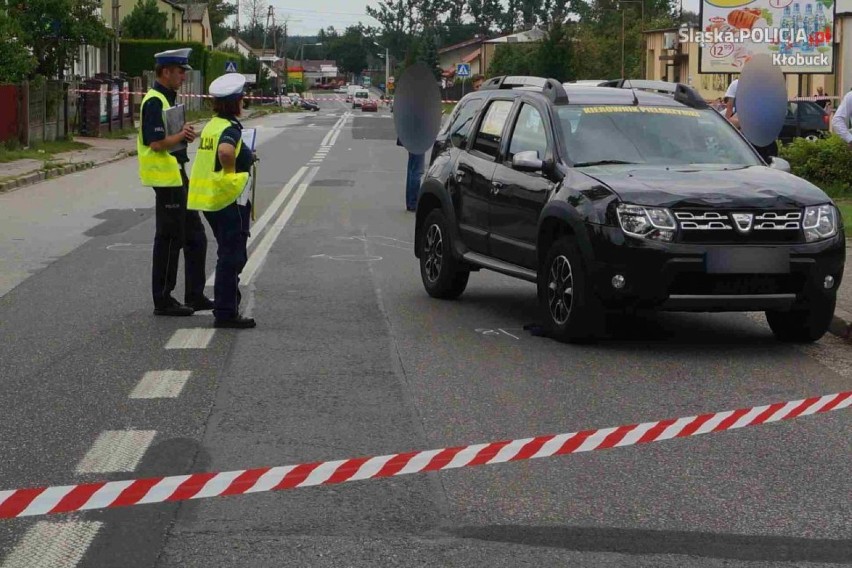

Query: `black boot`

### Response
(214, 315, 256, 329)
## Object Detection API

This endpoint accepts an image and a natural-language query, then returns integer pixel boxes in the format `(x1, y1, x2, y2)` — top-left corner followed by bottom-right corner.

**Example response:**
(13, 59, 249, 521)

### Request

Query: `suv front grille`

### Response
(674, 209, 802, 244)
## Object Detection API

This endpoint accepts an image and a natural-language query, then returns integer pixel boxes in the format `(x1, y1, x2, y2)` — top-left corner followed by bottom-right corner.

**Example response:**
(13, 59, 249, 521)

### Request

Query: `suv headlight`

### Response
(616, 204, 676, 242)
(803, 204, 838, 242)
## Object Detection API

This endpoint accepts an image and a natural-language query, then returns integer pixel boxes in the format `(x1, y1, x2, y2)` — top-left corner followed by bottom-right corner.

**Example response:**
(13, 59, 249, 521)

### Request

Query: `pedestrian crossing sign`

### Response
(457, 63, 471, 77)
(225, 61, 238, 73)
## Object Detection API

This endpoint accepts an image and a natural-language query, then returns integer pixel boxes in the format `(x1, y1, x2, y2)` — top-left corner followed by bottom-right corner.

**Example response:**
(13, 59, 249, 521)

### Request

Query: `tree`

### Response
(8, 0, 111, 79)
(327, 26, 368, 76)
(487, 44, 535, 76)
(420, 31, 441, 79)
(0, 10, 36, 83)
(121, 0, 172, 39)
(531, 20, 574, 81)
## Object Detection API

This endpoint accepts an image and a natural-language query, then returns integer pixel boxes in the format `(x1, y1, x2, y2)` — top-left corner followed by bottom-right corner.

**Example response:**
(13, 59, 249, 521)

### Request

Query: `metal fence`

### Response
(142, 70, 204, 111)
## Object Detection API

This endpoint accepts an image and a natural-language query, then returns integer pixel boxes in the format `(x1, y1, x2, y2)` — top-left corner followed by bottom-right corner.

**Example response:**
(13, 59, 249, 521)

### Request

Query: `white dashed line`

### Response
(1, 521, 102, 568)
(75, 430, 156, 474)
(165, 328, 215, 349)
(130, 370, 192, 399)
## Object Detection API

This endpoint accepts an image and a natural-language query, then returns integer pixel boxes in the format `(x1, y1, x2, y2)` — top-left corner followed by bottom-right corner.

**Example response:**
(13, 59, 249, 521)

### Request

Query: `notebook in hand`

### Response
(163, 104, 187, 154)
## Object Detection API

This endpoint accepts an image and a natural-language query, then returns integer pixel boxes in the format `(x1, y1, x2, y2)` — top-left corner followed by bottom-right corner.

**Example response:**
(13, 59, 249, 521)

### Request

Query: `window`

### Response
(557, 105, 762, 167)
(508, 104, 548, 161)
(445, 98, 483, 148)
(472, 100, 513, 158)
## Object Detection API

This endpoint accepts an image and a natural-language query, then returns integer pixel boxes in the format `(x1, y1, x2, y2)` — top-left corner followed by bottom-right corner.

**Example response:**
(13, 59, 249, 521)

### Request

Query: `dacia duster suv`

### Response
(414, 76, 846, 343)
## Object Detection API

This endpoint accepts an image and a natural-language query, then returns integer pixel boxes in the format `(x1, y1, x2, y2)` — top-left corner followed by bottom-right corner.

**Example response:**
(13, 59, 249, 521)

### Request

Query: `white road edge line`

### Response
(130, 370, 192, 399)
(205, 166, 308, 287)
(240, 166, 321, 286)
(75, 430, 157, 474)
(1, 520, 102, 568)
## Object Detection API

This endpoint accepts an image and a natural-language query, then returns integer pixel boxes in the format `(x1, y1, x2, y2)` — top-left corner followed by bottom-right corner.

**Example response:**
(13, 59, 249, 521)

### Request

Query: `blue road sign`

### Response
(225, 61, 238, 73)
(456, 63, 471, 77)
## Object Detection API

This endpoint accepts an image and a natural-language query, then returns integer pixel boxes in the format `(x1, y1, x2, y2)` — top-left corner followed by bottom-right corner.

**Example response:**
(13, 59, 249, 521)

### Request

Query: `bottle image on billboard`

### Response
(802, 4, 814, 51)
(815, 3, 827, 45)
(791, 3, 803, 48)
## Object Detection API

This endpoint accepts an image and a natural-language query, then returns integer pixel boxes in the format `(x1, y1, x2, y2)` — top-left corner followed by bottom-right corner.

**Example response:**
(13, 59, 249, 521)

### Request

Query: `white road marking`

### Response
(241, 167, 320, 286)
(329, 129, 342, 147)
(1, 520, 102, 568)
(165, 328, 215, 349)
(75, 430, 156, 473)
(130, 370, 192, 399)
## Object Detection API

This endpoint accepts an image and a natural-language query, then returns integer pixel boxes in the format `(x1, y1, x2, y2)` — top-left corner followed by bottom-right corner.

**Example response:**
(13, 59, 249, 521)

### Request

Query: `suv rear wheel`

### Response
(765, 296, 835, 342)
(420, 209, 470, 299)
(538, 237, 603, 342)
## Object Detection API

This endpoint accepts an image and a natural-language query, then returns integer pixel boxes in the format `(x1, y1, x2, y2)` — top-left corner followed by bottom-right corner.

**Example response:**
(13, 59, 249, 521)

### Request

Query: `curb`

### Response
(0, 150, 138, 194)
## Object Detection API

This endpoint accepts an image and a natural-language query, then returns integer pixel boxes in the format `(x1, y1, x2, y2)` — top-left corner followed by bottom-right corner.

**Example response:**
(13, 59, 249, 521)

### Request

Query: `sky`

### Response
(238, 0, 703, 38)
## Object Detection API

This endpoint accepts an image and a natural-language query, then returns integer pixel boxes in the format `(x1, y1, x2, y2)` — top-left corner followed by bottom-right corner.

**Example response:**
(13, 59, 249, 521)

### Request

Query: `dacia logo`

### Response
(731, 213, 753, 233)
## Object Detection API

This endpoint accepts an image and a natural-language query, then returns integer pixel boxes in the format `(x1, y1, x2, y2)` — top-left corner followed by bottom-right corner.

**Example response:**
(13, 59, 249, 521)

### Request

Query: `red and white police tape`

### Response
(0, 391, 848, 519)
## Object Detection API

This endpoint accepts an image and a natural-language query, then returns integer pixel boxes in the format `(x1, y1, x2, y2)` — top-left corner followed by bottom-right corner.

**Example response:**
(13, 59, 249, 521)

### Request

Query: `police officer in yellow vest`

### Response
(188, 74, 256, 329)
(139, 48, 213, 317)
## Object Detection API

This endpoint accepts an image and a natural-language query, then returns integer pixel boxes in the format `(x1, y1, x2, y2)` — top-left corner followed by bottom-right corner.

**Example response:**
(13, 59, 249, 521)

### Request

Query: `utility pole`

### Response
(112, 0, 120, 75)
(235, 0, 239, 34)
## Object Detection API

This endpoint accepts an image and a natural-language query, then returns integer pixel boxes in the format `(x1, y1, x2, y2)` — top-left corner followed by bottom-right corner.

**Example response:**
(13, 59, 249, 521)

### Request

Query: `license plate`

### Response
(705, 248, 790, 274)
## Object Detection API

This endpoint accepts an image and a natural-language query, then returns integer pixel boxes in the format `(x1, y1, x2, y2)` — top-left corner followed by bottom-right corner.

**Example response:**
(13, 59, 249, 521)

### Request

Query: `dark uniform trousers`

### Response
(203, 200, 251, 320)
(152, 168, 208, 307)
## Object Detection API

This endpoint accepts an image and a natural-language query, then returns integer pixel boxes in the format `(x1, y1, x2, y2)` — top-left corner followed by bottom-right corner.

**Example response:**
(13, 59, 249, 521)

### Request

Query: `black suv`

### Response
(414, 76, 846, 342)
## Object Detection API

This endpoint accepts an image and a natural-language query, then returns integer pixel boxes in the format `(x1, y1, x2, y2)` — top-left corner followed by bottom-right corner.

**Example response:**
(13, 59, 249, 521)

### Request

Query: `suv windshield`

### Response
(356, 92, 369, 99)
(557, 105, 762, 167)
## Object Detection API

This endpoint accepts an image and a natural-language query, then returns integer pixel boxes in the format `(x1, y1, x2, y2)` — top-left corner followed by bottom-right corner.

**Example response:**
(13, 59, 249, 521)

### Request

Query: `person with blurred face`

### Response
(138, 49, 211, 317)
(471, 74, 485, 91)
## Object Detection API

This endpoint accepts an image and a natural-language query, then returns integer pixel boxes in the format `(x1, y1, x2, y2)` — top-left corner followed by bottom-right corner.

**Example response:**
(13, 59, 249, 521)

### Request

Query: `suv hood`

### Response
(582, 165, 830, 209)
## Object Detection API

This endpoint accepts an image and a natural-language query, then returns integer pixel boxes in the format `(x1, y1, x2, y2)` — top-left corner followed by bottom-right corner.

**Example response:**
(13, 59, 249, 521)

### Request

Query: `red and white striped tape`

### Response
(791, 95, 841, 102)
(69, 89, 321, 103)
(0, 391, 848, 519)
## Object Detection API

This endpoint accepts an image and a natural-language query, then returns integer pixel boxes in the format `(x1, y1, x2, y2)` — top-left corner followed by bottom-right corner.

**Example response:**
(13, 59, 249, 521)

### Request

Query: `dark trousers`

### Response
(406, 152, 425, 210)
(152, 169, 208, 307)
(204, 201, 251, 320)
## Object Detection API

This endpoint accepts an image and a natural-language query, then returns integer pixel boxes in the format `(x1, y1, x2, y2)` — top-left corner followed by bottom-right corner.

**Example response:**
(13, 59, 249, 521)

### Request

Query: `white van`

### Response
(352, 89, 370, 108)
(346, 84, 360, 102)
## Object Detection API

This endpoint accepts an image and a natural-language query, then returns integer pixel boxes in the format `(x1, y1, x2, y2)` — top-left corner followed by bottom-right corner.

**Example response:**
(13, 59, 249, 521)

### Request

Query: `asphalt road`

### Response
(0, 99, 850, 568)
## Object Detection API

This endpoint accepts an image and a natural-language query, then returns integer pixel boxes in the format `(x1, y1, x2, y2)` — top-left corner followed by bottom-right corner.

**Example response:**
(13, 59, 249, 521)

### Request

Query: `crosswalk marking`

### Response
(130, 370, 192, 399)
(1, 521, 102, 568)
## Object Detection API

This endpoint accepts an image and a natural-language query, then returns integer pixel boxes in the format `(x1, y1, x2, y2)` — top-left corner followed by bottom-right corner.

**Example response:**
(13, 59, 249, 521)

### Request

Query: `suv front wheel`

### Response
(765, 295, 835, 342)
(420, 209, 470, 299)
(538, 237, 603, 342)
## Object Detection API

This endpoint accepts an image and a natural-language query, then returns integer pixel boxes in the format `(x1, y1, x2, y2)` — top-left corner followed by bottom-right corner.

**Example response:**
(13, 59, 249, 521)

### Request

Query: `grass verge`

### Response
(102, 127, 138, 139)
(0, 139, 91, 163)
(442, 102, 456, 115)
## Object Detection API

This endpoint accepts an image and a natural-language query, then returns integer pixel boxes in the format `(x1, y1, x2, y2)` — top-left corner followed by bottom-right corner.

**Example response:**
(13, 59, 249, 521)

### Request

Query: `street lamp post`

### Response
(373, 41, 390, 100)
(617, 0, 646, 79)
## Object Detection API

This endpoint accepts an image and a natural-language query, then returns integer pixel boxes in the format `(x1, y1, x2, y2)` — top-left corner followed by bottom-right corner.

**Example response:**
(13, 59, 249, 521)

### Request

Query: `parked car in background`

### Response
(289, 94, 320, 111)
(779, 101, 830, 143)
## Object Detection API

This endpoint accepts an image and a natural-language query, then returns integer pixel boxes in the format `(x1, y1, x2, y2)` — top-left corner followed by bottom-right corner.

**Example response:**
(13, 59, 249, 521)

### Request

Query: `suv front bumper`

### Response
(586, 225, 845, 312)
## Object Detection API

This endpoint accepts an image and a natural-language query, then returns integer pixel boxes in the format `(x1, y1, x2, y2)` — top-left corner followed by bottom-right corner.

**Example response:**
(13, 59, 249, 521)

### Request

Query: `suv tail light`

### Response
(823, 114, 830, 126)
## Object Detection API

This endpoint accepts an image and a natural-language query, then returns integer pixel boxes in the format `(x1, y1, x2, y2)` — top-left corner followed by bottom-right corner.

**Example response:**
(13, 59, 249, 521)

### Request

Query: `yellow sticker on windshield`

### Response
(582, 106, 701, 117)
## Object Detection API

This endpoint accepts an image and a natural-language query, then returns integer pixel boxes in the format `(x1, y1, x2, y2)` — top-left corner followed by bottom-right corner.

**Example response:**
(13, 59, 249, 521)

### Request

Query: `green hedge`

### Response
(778, 134, 852, 198)
(120, 40, 207, 78)
(204, 50, 246, 91)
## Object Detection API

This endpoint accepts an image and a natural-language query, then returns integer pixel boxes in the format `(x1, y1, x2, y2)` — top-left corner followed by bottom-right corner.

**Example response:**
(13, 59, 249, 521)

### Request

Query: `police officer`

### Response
(139, 48, 213, 317)
(188, 74, 256, 329)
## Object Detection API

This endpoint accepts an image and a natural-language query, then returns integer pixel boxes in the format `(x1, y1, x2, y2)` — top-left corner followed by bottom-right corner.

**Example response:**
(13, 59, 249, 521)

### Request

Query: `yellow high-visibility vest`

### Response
(187, 117, 249, 212)
(137, 89, 183, 188)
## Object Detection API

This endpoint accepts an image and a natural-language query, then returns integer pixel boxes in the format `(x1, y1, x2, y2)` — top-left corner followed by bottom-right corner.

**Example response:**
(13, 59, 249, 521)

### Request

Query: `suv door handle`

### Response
(492, 181, 504, 195)
(455, 171, 466, 182)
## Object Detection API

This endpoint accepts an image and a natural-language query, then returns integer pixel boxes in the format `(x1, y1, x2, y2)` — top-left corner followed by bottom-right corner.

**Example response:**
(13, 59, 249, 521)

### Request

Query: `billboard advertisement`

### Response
(697, 0, 835, 74)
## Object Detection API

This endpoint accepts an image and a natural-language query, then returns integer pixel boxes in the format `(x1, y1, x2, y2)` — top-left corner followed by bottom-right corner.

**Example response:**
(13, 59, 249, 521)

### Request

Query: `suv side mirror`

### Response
(769, 156, 791, 173)
(512, 150, 544, 172)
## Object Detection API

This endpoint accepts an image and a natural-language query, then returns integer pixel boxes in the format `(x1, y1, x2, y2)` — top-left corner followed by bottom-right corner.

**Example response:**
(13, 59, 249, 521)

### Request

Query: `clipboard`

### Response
(163, 104, 187, 154)
(241, 128, 258, 220)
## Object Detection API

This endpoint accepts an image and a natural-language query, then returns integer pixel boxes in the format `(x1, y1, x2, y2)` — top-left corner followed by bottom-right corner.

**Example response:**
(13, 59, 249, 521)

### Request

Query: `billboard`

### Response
(697, 0, 835, 74)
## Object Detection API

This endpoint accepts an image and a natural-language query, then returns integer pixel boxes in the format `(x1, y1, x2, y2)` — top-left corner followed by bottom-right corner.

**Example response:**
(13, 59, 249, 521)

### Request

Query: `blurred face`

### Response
(473, 78, 484, 91)
(160, 66, 187, 90)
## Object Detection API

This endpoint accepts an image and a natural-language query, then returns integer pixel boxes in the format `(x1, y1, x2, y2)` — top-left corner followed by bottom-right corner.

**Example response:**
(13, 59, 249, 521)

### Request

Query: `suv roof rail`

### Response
(608, 79, 709, 109)
(480, 75, 569, 104)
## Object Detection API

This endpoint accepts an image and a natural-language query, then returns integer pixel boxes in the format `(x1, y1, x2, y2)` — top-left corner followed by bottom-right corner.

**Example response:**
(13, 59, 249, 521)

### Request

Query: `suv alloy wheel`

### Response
(420, 209, 470, 299)
(537, 237, 603, 342)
